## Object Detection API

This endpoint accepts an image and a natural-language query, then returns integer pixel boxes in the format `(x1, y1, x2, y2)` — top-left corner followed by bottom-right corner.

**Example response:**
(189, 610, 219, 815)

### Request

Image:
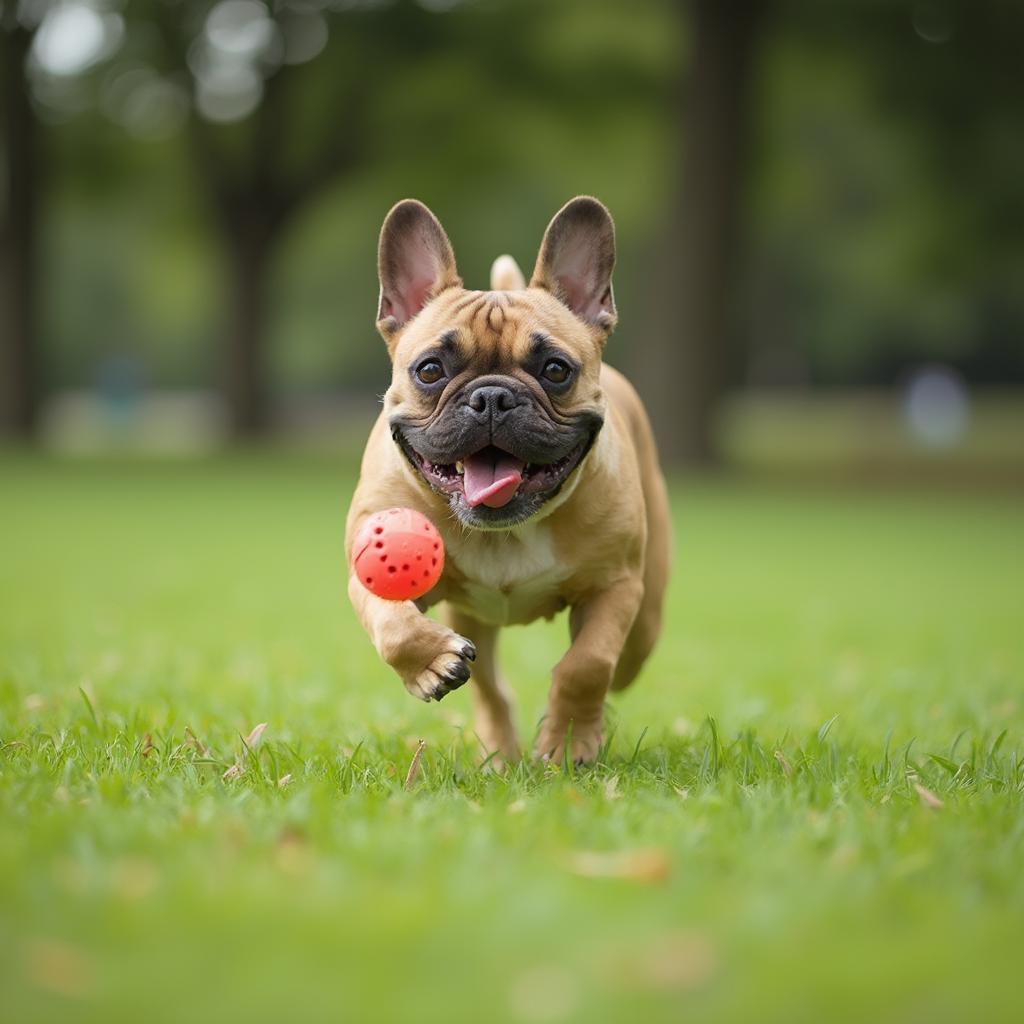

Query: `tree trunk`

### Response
(223, 220, 275, 437)
(642, 0, 762, 468)
(0, 21, 39, 438)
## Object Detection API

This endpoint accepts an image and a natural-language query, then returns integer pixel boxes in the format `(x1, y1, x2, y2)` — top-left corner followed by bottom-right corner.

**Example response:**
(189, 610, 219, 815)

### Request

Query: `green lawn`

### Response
(1, 454, 1021, 1023)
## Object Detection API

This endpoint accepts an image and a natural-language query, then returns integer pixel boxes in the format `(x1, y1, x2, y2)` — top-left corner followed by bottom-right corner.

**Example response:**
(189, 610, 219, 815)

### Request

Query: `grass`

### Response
(1, 453, 1022, 1023)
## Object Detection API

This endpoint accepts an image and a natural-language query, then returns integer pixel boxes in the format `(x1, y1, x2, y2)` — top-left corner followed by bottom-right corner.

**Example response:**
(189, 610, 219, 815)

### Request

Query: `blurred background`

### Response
(1, 0, 1022, 475)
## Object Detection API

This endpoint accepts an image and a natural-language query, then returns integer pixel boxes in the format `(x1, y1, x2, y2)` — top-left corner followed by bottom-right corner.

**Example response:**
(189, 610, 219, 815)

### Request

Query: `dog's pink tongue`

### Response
(463, 449, 525, 508)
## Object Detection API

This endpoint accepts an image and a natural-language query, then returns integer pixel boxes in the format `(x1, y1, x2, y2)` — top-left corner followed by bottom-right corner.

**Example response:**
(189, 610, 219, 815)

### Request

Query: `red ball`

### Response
(352, 508, 445, 601)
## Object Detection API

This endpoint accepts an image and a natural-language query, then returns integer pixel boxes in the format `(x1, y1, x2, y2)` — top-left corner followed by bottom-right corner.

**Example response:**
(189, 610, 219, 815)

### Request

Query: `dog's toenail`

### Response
(448, 660, 470, 683)
(461, 642, 477, 662)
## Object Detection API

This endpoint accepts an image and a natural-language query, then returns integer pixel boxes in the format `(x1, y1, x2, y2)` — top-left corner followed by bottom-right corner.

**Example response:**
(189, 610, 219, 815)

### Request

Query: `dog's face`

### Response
(376, 197, 617, 530)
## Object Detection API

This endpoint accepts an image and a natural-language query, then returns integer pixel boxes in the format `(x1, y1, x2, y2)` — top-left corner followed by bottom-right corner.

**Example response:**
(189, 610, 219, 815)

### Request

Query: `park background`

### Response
(1, 1, 1022, 1023)
(3, 0, 1022, 468)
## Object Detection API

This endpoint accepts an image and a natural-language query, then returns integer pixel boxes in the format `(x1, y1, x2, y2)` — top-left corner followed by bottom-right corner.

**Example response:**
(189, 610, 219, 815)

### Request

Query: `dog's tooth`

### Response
(455, 461, 464, 475)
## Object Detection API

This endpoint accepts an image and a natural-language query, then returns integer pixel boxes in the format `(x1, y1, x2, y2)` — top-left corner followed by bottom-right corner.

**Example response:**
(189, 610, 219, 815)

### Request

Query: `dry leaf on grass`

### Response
(914, 782, 943, 809)
(26, 939, 93, 999)
(404, 739, 426, 790)
(222, 764, 243, 781)
(243, 722, 267, 748)
(274, 828, 309, 874)
(774, 750, 793, 778)
(184, 727, 209, 756)
(603, 776, 622, 801)
(140, 733, 154, 758)
(277, 773, 292, 789)
(566, 848, 671, 884)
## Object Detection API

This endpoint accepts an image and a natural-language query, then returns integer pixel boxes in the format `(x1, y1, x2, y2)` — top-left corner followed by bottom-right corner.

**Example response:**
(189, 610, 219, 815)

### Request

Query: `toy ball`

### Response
(352, 508, 445, 601)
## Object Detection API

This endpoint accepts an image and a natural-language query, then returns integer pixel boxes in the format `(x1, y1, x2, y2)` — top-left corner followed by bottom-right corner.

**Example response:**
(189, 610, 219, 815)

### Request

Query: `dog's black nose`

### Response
(468, 384, 516, 420)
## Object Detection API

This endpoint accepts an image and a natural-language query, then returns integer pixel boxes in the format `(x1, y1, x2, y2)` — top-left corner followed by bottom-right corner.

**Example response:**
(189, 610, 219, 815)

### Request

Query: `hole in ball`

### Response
(375, 541, 383, 549)
(374, 526, 383, 534)
(387, 566, 397, 574)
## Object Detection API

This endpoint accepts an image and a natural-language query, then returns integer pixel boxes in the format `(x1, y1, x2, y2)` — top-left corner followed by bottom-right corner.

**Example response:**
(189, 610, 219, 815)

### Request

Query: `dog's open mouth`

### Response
(399, 440, 589, 510)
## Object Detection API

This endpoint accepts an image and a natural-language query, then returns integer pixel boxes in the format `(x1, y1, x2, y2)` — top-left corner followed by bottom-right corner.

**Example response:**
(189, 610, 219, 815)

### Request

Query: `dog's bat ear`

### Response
(530, 196, 616, 334)
(377, 199, 461, 339)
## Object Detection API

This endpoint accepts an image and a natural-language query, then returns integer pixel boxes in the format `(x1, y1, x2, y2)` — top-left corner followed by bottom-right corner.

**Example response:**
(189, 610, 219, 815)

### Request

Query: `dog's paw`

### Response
(534, 716, 602, 766)
(475, 715, 521, 772)
(384, 623, 476, 703)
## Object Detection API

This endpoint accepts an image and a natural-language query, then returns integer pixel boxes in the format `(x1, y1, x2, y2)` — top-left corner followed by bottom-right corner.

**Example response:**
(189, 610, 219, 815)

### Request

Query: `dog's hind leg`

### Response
(611, 395, 671, 693)
(444, 606, 520, 767)
(611, 601, 663, 691)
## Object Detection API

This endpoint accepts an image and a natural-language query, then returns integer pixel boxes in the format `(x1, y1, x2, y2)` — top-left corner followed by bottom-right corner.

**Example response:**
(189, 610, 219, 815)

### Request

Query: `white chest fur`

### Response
(445, 523, 568, 626)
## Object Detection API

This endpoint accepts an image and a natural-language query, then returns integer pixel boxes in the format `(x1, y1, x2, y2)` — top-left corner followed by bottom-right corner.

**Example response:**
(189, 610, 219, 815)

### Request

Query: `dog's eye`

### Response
(541, 359, 572, 385)
(416, 360, 445, 385)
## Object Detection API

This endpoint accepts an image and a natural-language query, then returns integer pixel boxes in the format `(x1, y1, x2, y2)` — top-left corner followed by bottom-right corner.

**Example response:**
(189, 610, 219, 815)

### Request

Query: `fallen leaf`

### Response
(404, 739, 426, 790)
(277, 773, 292, 788)
(603, 776, 622, 801)
(222, 764, 243, 781)
(26, 940, 93, 998)
(566, 848, 671, 884)
(274, 828, 309, 874)
(914, 782, 943, 809)
(243, 722, 267, 748)
(774, 750, 793, 778)
(184, 727, 208, 756)
(140, 733, 154, 758)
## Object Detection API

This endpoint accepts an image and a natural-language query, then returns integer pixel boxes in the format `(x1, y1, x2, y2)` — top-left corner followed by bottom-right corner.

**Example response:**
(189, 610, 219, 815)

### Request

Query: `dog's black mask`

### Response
(391, 373, 603, 530)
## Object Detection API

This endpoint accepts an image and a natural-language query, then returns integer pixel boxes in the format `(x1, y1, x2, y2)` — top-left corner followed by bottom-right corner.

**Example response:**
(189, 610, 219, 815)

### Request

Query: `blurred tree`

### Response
(135, 0, 385, 435)
(0, 6, 41, 437)
(641, 0, 764, 467)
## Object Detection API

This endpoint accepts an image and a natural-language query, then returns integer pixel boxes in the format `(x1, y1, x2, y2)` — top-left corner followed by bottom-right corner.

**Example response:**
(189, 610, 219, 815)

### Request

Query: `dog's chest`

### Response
(446, 525, 568, 626)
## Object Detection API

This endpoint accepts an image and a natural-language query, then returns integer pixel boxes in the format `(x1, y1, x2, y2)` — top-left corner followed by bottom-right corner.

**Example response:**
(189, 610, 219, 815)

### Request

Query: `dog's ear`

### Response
(377, 199, 461, 340)
(530, 196, 616, 334)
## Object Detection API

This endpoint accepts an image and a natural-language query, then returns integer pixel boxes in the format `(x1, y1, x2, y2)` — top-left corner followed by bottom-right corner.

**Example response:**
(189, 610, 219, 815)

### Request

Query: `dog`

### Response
(345, 196, 670, 765)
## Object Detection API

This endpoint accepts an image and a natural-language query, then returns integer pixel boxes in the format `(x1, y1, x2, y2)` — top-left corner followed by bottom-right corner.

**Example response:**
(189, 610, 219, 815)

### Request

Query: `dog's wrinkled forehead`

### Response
(392, 287, 601, 376)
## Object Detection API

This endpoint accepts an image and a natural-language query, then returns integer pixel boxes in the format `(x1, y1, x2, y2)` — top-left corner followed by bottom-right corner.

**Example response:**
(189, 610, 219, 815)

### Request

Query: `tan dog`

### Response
(345, 196, 670, 764)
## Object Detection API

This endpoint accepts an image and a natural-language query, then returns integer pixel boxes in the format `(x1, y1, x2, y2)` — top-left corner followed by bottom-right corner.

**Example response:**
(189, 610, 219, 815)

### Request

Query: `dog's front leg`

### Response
(347, 574, 476, 703)
(536, 577, 644, 765)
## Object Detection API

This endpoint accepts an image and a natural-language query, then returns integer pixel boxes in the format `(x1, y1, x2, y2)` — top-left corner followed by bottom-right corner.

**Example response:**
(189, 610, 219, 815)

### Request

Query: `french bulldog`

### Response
(345, 196, 670, 765)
